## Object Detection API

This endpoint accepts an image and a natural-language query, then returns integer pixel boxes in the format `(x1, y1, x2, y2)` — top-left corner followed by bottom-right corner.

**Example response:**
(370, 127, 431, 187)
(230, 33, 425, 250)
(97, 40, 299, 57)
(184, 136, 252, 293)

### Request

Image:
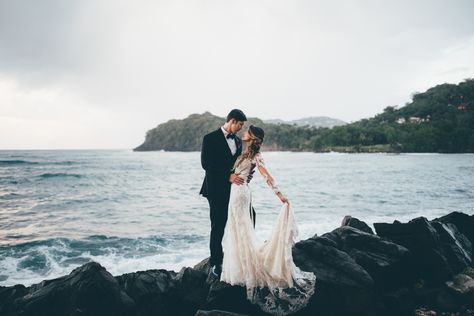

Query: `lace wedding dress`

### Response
(221, 153, 316, 315)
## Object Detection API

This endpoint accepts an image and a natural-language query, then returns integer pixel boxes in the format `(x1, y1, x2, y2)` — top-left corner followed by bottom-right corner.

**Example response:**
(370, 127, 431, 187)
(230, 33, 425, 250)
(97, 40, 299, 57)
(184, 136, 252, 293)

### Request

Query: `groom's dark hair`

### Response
(226, 109, 247, 122)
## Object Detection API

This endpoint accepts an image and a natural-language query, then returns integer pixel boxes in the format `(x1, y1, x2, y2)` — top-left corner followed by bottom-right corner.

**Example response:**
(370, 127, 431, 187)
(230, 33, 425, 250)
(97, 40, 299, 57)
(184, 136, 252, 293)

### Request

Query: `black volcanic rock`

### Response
(173, 267, 211, 315)
(116, 266, 211, 315)
(116, 269, 177, 316)
(292, 235, 376, 316)
(0, 284, 28, 316)
(13, 262, 134, 316)
(193, 258, 279, 315)
(382, 287, 417, 315)
(374, 216, 472, 285)
(206, 281, 264, 316)
(341, 215, 374, 234)
(436, 211, 474, 245)
(443, 267, 474, 310)
(195, 310, 250, 316)
(431, 221, 472, 273)
(1, 212, 474, 316)
(327, 226, 411, 291)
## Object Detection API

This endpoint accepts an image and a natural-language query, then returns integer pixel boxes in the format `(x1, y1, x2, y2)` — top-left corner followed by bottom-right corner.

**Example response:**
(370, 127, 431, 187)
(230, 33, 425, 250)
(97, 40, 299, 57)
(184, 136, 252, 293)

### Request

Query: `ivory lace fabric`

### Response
(221, 153, 316, 315)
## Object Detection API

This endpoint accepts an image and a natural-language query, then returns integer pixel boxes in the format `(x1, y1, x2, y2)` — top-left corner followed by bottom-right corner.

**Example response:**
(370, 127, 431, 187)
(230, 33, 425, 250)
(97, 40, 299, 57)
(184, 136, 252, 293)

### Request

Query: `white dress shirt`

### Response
(221, 126, 237, 156)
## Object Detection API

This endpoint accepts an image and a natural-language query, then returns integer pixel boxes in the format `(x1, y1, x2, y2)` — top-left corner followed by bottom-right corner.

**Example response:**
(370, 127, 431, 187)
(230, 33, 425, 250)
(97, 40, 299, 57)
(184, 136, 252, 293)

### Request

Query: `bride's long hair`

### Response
(233, 125, 265, 171)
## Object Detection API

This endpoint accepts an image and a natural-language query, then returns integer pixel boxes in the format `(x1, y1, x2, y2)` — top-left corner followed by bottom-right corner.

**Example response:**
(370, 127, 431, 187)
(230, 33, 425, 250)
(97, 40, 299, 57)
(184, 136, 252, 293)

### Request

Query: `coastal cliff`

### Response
(1, 211, 473, 316)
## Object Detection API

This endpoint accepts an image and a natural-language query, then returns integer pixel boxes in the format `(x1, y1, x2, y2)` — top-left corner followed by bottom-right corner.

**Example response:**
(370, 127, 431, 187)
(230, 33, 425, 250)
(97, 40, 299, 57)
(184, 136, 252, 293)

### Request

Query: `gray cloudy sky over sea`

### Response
(1, 0, 473, 149)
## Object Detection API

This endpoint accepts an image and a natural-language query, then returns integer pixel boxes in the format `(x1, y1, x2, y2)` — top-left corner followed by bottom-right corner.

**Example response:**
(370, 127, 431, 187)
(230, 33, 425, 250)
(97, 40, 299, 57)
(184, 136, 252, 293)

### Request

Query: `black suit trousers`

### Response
(208, 192, 257, 267)
(208, 195, 229, 267)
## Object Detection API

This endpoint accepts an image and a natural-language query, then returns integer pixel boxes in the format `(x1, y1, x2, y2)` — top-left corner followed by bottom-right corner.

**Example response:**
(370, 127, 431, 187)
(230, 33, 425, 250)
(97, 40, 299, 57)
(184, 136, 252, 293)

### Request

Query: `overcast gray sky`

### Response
(1, 0, 473, 149)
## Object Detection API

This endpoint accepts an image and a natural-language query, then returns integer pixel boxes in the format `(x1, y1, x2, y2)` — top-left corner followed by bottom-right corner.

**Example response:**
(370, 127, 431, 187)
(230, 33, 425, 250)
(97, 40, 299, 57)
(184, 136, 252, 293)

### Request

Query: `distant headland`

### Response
(134, 79, 474, 153)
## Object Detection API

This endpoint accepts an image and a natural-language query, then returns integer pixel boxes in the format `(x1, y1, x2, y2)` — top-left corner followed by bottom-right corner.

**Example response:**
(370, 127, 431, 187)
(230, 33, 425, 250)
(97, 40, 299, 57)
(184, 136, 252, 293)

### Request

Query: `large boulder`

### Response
(341, 216, 374, 234)
(12, 262, 135, 316)
(173, 267, 211, 315)
(431, 221, 472, 273)
(116, 269, 177, 316)
(436, 212, 474, 245)
(326, 226, 411, 291)
(193, 258, 265, 315)
(205, 281, 264, 316)
(374, 217, 472, 285)
(117, 266, 211, 316)
(292, 235, 376, 316)
(0, 284, 29, 316)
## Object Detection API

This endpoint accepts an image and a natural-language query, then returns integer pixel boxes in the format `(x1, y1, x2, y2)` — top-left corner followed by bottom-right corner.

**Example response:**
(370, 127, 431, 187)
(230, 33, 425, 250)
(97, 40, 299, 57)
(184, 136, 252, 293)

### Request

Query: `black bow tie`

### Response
(226, 133, 236, 140)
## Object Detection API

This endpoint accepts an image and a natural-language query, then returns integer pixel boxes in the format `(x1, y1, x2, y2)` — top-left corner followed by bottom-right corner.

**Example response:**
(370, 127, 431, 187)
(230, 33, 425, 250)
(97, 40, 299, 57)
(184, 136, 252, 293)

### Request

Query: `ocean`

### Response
(0, 150, 473, 286)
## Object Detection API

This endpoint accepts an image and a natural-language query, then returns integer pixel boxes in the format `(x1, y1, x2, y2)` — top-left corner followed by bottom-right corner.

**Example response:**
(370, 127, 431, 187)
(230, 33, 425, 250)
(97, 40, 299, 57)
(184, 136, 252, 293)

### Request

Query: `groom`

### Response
(200, 109, 255, 277)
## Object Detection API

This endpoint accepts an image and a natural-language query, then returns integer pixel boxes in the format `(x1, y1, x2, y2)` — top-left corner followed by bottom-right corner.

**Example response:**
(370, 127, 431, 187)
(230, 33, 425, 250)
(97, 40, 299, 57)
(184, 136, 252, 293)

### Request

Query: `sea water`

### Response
(0, 150, 473, 286)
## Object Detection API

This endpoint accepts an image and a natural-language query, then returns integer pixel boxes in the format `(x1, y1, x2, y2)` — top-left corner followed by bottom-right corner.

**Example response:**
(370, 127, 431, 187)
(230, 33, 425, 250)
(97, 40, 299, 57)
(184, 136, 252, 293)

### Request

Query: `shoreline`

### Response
(2, 148, 474, 154)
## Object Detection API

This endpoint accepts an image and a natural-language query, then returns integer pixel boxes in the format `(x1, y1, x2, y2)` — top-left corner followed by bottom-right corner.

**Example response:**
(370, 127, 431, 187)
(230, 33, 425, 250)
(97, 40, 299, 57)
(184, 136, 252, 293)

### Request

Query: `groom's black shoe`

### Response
(211, 264, 222, 277)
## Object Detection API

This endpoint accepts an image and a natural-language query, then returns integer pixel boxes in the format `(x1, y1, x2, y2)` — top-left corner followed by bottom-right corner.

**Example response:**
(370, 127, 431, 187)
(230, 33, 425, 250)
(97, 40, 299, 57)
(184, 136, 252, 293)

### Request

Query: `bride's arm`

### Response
(255, 153, 289, 204)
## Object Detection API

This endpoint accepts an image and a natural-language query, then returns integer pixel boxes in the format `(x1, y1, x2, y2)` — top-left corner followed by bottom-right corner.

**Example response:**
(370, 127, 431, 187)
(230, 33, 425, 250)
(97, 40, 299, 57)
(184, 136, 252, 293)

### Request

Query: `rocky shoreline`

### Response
(1, 212, 473, 316)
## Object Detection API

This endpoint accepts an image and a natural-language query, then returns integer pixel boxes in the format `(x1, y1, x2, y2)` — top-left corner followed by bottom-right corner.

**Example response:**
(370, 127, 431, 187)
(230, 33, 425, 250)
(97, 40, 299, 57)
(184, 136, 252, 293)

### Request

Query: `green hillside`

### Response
(133, 113, 314, 151)
(134, 79, 474, 153)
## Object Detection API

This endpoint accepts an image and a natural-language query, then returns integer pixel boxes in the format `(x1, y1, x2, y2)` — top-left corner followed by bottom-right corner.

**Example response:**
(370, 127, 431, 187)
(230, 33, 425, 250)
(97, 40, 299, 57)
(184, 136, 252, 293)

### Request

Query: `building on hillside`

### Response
(409, 116, 422, 123)
(408, 115, 431, 123)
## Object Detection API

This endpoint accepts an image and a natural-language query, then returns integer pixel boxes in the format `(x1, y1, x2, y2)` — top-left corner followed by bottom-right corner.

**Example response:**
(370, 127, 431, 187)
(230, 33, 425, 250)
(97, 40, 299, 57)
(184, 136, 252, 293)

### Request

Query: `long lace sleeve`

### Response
(255, 153, 281, 195)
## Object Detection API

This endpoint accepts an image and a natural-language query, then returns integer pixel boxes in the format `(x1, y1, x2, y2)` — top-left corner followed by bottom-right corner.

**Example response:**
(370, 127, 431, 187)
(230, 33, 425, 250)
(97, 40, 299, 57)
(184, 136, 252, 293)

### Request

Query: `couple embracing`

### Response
(199, 109, 316, 315)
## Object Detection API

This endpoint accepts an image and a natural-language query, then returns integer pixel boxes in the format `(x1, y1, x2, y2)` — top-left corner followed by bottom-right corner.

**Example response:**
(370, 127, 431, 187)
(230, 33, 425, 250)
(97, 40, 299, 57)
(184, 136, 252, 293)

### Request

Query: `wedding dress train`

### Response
(220, 153, 316, 315)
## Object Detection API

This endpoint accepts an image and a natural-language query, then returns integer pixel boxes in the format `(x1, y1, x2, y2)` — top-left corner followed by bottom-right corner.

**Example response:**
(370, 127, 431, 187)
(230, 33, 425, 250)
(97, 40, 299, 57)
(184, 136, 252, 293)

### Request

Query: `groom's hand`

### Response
(229, 173, 245, 185)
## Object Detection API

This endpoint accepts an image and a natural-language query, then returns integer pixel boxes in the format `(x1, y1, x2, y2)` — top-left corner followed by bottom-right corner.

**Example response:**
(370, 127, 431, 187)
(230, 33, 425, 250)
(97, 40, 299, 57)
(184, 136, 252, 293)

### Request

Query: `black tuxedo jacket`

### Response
(199, 128, 242, 201)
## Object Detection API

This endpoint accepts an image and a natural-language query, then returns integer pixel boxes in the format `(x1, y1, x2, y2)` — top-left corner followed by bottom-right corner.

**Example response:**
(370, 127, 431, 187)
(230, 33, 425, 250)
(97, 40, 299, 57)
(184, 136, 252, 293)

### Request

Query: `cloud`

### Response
(398, 36, 474, 101)
(0, 76, 140, 149)
(0, 1, 85, 84)
(0, 0, 473, 148)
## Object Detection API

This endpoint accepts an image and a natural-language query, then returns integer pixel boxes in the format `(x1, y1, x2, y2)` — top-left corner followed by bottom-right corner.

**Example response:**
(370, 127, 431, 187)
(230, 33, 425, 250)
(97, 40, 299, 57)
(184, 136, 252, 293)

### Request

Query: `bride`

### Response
(220, 125, 316, 315)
